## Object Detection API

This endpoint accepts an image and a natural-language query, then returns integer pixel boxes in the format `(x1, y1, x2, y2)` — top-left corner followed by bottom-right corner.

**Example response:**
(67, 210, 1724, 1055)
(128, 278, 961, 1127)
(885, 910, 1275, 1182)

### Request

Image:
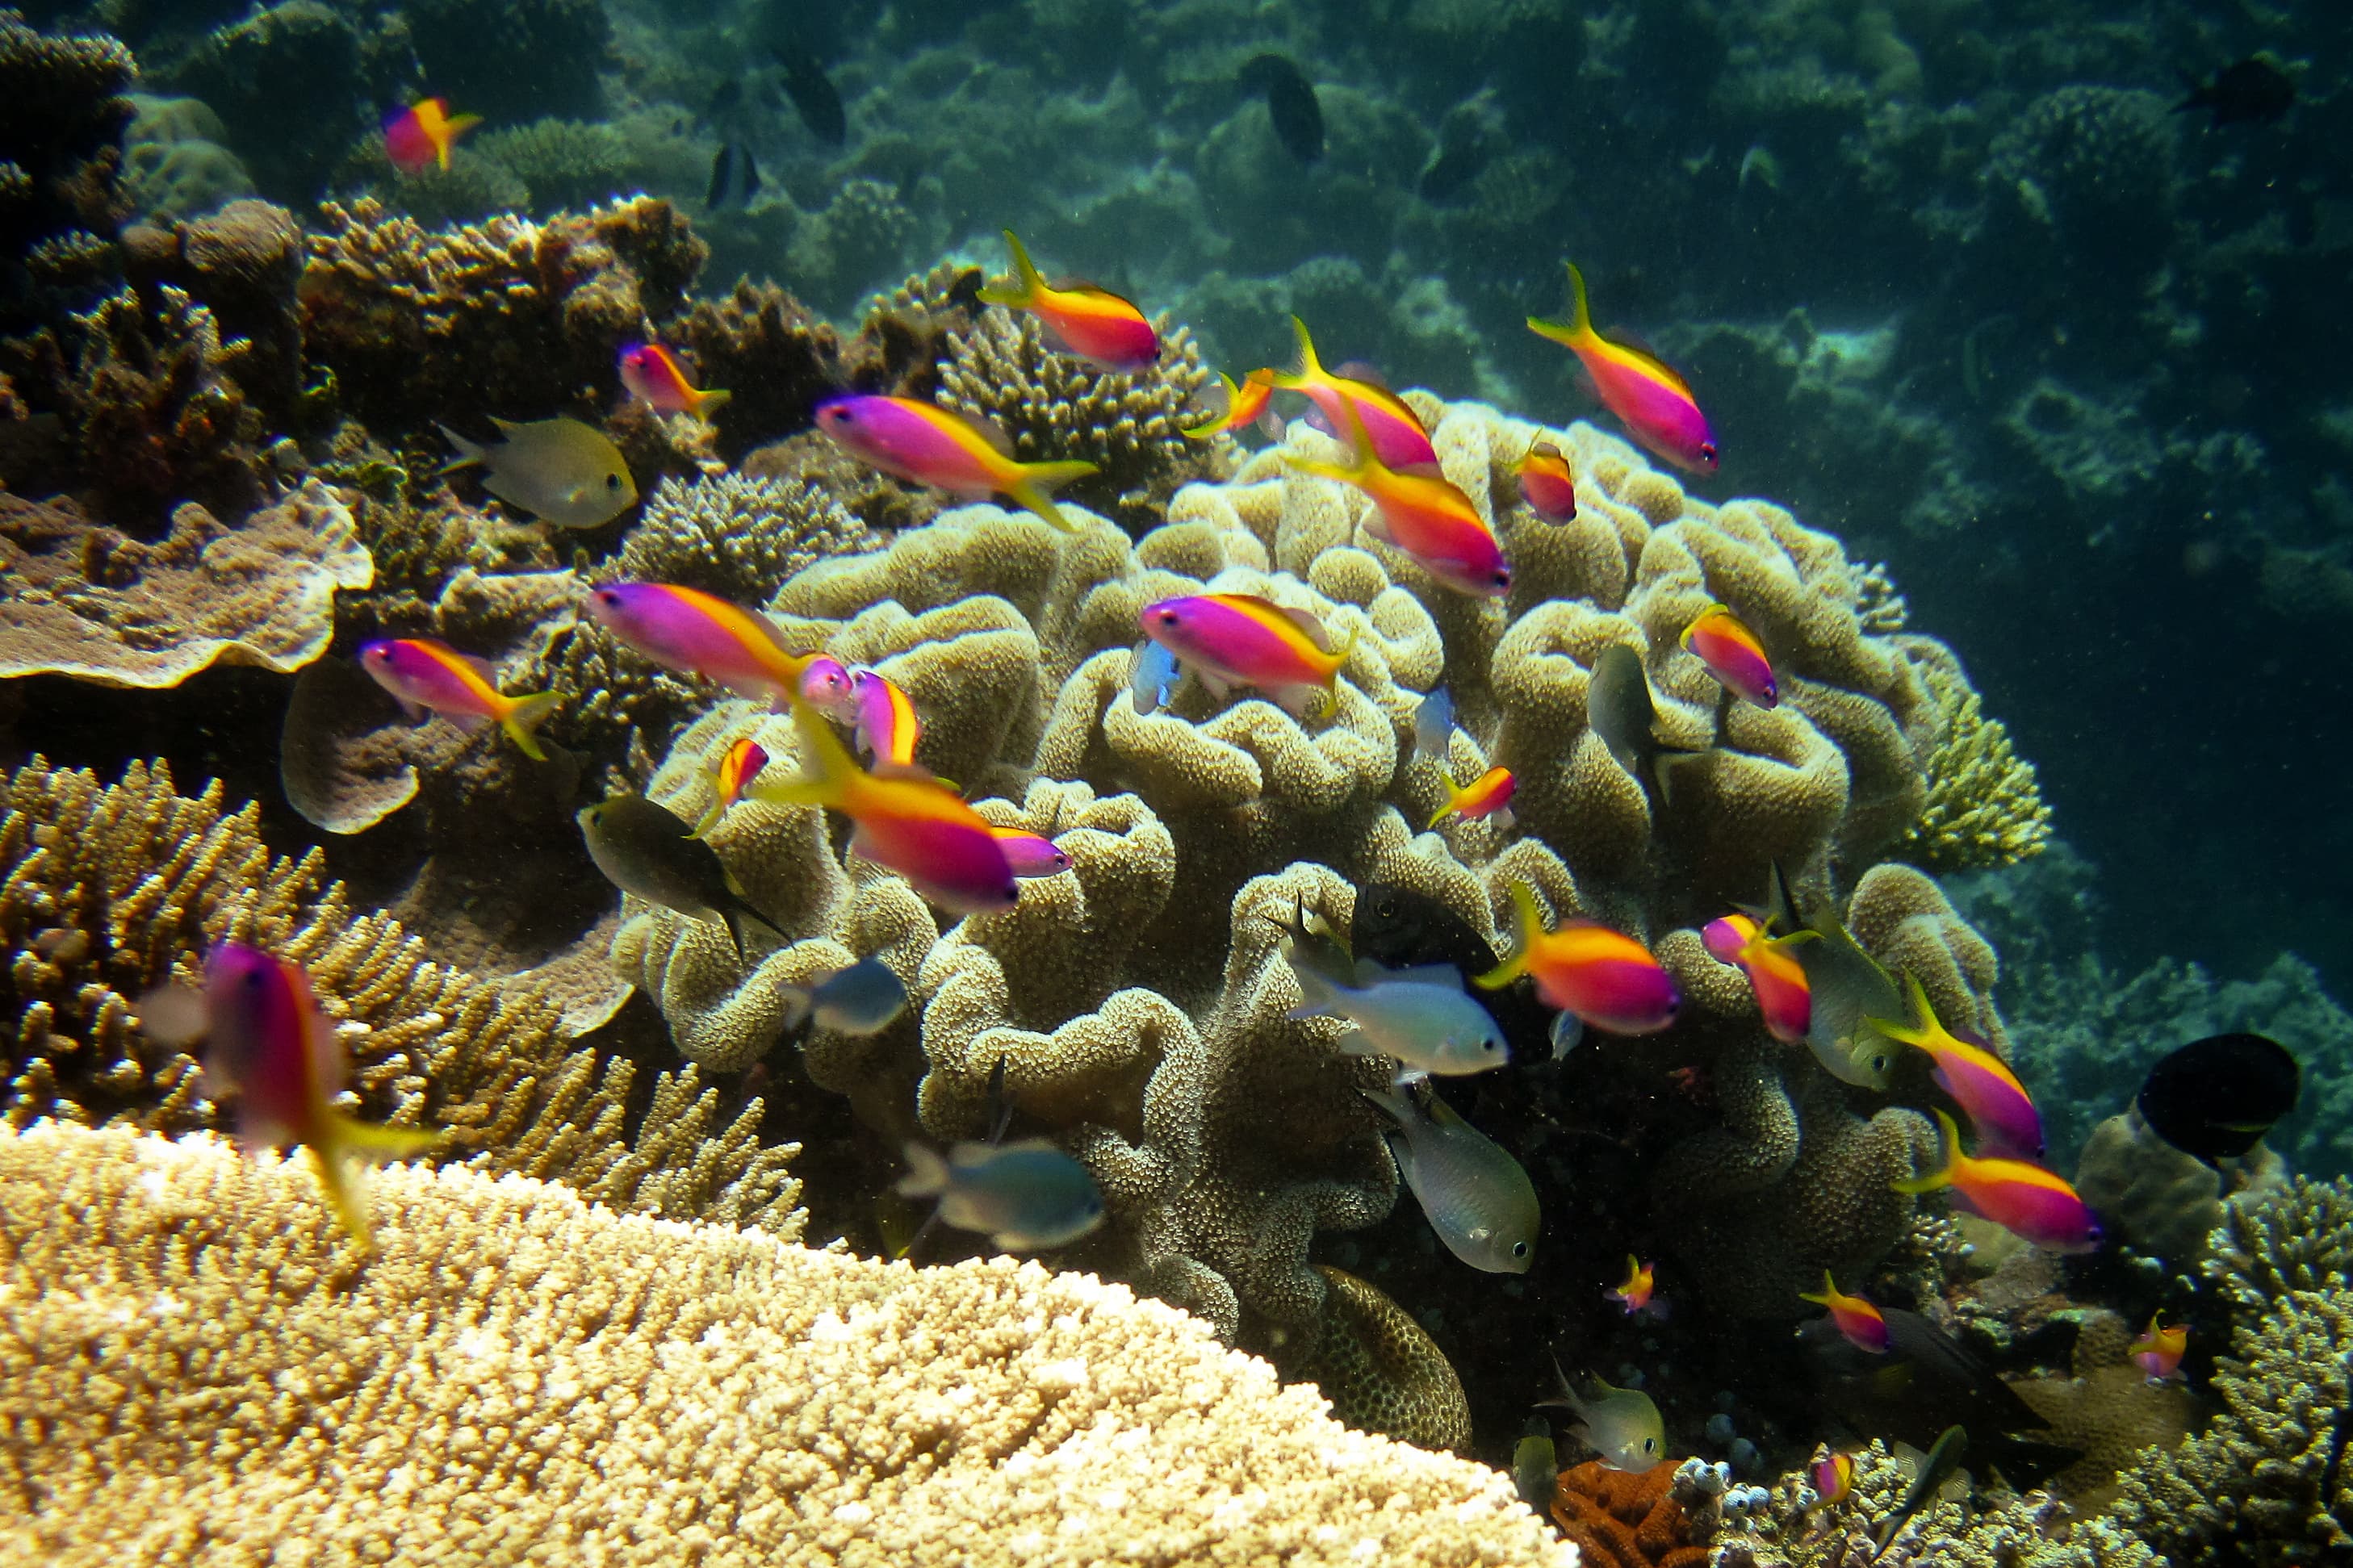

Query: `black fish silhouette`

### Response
(2137, 1031, 2300, 1161)
(1241, 53, 1323, 165)
(2175, 56, 2296, 126)
(707, 141, 762, 208)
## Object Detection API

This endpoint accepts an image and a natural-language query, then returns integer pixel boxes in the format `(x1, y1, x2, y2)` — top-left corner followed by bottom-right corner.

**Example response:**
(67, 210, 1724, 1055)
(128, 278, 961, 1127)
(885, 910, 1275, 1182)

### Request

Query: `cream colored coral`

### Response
(1898, 637, 2053, 870)
(0, 1123, 1568, 1568)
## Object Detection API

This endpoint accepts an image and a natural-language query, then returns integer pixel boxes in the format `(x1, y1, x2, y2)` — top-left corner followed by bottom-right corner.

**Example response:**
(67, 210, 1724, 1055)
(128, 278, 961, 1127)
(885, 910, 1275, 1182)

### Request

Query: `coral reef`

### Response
(611, 472, 880, 606)
(1897, 637, 2051, 871)
(1290, 1264, 1472, 1454)
(0, 1121, 1572, 1567)
(0, 9, 135, 324)
(1549, 1459, 1714, 1568)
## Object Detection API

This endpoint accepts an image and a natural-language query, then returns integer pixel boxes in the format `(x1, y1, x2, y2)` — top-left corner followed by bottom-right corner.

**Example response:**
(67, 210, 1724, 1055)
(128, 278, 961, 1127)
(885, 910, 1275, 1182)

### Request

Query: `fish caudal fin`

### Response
(1474, 881, 1544, 990)
(1865, 972, 1940, 1050)
(500, 691, 561, 762)
(1278, 315, 1324, 388)
(1890, 1107, 1962, 1195)
(895, 1141, 950, 1199)
(435, 422, 488, 475)
(1006, 460, 1099, 533)
(1526, 261, 1594, 348)
(691, 387, 734, 419)
(977, 228, 1045, 307)
(312, 1115, 435, 1252)
(748, 696, 861, 811)
(1798, 1270, 1840, 1307)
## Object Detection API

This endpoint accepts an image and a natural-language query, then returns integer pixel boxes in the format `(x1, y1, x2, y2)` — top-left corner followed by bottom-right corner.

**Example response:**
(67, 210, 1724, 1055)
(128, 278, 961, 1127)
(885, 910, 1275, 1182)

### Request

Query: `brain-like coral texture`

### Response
(0, 1122, 1572, 1568)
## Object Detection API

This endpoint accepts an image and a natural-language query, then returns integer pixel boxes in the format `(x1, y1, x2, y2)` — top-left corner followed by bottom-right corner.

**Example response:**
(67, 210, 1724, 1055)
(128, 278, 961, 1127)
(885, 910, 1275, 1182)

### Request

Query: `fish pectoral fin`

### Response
(442, 710, 489, 733)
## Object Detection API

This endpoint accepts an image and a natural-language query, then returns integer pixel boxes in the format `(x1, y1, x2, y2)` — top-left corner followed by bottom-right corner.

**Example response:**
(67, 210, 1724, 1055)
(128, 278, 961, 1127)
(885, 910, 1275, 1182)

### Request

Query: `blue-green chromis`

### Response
(1543, 1371, 1665, 1472)
(779, 955, 907, 1035)
(1361, 1082, 1537, 1272)
(896, 1139, 1105, 1251)
(1289, 951, 1508, 1078)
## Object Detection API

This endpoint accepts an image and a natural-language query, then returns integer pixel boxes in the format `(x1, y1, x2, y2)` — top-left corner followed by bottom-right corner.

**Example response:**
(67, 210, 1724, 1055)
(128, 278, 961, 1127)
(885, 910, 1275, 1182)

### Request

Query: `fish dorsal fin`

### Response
(1391, 459, 1447, 479)
(1334, 359, 1388, 389)
(488, 416, 524, 439)
(1277, 602, 1334, 653)
(461, 652, 500, 687)
(1601, 328, 1697, 397)
(966, 412, 1015, 458)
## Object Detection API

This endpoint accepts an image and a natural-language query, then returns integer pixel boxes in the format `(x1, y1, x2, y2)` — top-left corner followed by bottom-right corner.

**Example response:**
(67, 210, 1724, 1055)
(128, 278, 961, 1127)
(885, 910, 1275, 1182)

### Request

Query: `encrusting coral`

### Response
(0, 756, 804, 1231)
(1550, 1459, 1715, 1568)
(0, 1122, 1572, 1568)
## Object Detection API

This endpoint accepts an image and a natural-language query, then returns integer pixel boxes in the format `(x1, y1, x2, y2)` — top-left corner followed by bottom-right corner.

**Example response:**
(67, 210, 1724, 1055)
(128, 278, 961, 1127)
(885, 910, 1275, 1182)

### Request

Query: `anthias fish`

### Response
(991, 827, 1073, 877)
(1514, 439, 1579, 523)
(1606, 1255, 1656, 1315)
(1528, 261, 1719, 475)
(814, 394, 1098, 533)
(1478, 881, 1681, 1037)
(1681, 603, 1777, 709)
(358, 638, 559, 762)
(1270, 317, 1439, 471)
(2129, 1315, 2188, 1382)
(1800, 1270, 1891, 1354)
(1140, 592, 1354, 719)
(578, 795, 784, 960)
(691, 736, 769, 838)
(1287, 402, 1509, 598)
(852, 666, 924, 776)
(587, 582, 833, 711)
(897, 1139, 1105, 1250)
(383, 97, 480, 174)
(1814, 1451, 1857, 1506)
(1702, 911, 1813, 1043)
(619, 343, 731, 420)
(1183, 370, 1275, 439)
(1893, 1108, 2101, 1254)
(1868, 972, 2044, 1160)
(1429, 764, 1515, 830)
(978, 230, 1159, 372)
(438, 417, 637, 529)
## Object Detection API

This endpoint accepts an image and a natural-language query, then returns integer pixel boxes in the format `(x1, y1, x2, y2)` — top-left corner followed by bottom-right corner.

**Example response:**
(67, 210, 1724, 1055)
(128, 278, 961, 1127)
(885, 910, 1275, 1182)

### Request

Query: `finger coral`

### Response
(0, 1121, 1572, 1568)
(1898, 638, 2052, 871)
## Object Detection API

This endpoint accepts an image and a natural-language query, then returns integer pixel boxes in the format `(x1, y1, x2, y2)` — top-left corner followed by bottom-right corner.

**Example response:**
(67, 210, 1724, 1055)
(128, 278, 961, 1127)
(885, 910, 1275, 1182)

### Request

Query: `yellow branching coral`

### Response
(0, 1123, 1570, 1568)
(1900, 638, 2052, 870)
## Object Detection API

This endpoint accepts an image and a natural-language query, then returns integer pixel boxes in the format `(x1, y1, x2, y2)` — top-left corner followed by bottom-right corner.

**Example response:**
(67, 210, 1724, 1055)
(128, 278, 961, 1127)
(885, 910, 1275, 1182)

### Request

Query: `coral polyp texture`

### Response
(0, 1122, 1570, 1568)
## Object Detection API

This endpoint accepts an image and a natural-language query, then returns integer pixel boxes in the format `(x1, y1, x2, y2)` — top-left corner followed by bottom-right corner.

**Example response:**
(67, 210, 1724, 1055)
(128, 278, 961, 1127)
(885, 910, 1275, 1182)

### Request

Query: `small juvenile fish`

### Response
(1240, 52, 1324, 164)
(1411, 684, 1455, 767)
(1681, 603, 1777, 709)
(1606, 1255, 1657, 1316)
(690, 737, 769, 838)
(1514, 1422, 1558, 1515)
(1814, 1451, 1857, 1506)
(1702, 911, 1813, 1043)
(1868, 972, 2043, 1160)
(1182, 370, 1275, 440)
(383, 97, 480, 174)
(439, 417, 637, 529)
(1800, 1270, 1891, 1354)
(992, 827, 1072, 877)
(140, 943, 434, 1251)
(1362, 1082, 1538, 1272)
(1528, 261, 1719, 475)
(1477, 881, 1681, 1037)
(578, 795, 783, 959)
(978, 230, 1158, 372)
(707, 140, 762, 208)
(1892, 1108, 2102, 1254)
(358, 638, 559, 761)
(1269, 317, 1438, 470)
(2129, 1315, 2188, 1382)
(619, 342, 731, 420)
(1289, 951, 1508, 1079)
(1128, 638, 1179, 714)
(852, 666, 924, 776)
(1140, 592, 1356, 720)
(896, 1138, 1106, 1250)
(1429, 764, 1515, 831)
(1287, 401, 1510, 598)
(814, 394, 1098, 533)
(1514, 439, 1579, 523)
(1543, 1369, 1666, 1472)
(587, 582, 835, 711)
(779, 954, 907, 1035)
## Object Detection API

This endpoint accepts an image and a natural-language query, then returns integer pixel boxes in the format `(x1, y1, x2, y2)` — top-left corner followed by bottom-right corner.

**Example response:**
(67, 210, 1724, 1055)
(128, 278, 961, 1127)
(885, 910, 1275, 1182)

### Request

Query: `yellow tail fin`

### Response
(1474, 881, 1544, 990)
(500, 691, 561, 761)
(1889, 1107, 1962, 1194)
(748, 694, 861, 810)
(978, 228, 1045, 307)
(1526, 261, 1594, 347)
(1006, 458, 1098, 533)
(1274, 315, 1324, 390)
(691, 387, 735, 420)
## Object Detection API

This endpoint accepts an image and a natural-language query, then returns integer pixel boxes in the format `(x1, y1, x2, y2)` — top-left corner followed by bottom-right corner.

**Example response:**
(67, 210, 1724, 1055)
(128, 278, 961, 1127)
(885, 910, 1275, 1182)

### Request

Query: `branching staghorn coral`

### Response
(0, 1122, 1572, 1568)
(1899, 638, 2052, 871)
(0, 756, 804, 1232)
(611, 471, 880, 605)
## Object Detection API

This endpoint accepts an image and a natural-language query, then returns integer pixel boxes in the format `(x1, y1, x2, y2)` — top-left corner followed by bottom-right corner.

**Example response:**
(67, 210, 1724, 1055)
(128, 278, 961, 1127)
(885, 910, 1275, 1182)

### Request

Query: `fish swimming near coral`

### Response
(1701, 911, 1813, 1043)
(1514, 439, 1579, 523)
(578, 794, 785, 960)
(978, 230, 1160, 372)
(1798, 1306, 2078, 1485)
(1240, 52, 1323, 163)
(383, 96, 480, 174)
(1528, 261, 1719, 475)
(1140, 592, 1356, 719)
(851, 666, 925, 777)
(2135, 1031, 2301, 1162)
(1287, 948, 1509, 1080)
(1269, 317, 1439, 471)
(1606, 1255, 1659, 1317)
(2129, 1315, 2188, 1383)
(1477, 881, 1681, 1038)
(1539, 1362, 1665, 1472)
(1182, 370, 1275, 440)
(1429, 764, 1515, 831)
(2175, 56, 2296, 127)
(619, 343, 731, 420)
(140, 943, 436, 1252)
(1362, 1081, 1539, 1273)
(1513, 1420, 1558, 1515)
(991, 826, 1072, 877)
(691, 736, 769, 838)
(1867, 972, 2043, 1160)
(1351, 880, 1552, 1059)
(1893, 1108, 2102, 1254)
(1680, 603, 1777, 709)
(778, 955, 907, 1036)
(1874, 1425, 1968, 1559)
(706, 141, 762, 208)
(1761, 863, 1902, 1090)
(772, 40, 848, 144)
(1585, 644, 1705, 801)
(1412, 684, 1455, 767)
(814, 394, 1099, 533)
(1286, 401, 1510, 598)
(358, 638, 560, 762)
(438, 417, 638, 529)
(587, 581, 835, 711)
(896, 1139, 1105, 1251)
(1813, 1450, 1857, 1507)
(1800, 1271, 1891, 1354)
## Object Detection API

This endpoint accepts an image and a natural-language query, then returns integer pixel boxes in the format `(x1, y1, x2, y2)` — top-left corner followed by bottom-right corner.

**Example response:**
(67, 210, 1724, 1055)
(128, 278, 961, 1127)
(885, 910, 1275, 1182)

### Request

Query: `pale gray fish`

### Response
(1361, 1082, 1538, 1273)
(1129, 638, 1179, 715)
(1412, 684, 1455, 767)
(1289, 952, 1507, 1078)
(439, 416, 638, 529)
(1540, 1365, 1665, 1472)
(896, 1138, 1105, 1250)
(778, 955, 906, 1035)
(577, 795, 779, 960)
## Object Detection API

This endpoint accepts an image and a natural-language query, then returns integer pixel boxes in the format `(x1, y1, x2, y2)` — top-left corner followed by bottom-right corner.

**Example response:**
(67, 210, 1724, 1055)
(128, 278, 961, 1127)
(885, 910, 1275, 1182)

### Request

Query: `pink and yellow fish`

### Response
(618, 342, 731, 420)
(1140, 592, 1356, 719)
(978, 229, 1160, 372)
(1893, 1108, 2102, 1254)
(1799, 1270, 1891, 1353)
(1287, 402, 1511, 598)
(1430, 764, 1516, 830)
(1702, 911, 1814, 1043)
(142, 943, 433, 1251)
(1814, 1452, 1857, 1507)
(1681, 603, 1777, 709)
(1268, 316, 1440, 471)
(814, 394, 1098, 533)
(358, 637, 560, 761)
(1183, 369, 1275, 439)
(1477, 882, 1681, 1036)
(852, 667, 924, 776)
(2129, 1315, 2188, 1382)
(1514, 439, 1579, 523)
(1528, 261, 1719, 475)
(383, 96, 480, 174)
(992, 826, 1073, 878)
(1869, 973, 2045, 1161)
(749, 693, 1018, 915)
(586, 581, 838, 712)
(1606, 1255, 1658, 1316)
(691, 736, 769, 838)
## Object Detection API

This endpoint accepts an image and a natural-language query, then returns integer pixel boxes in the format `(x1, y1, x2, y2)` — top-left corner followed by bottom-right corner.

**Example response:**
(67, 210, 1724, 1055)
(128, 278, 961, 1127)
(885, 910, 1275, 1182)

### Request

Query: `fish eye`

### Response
(1644, 1438, 1659, 1455)
(1492, 567, 1512, 588)
(605, 472, 625, 491)
(1376, 899, 1398, 918)
(1511, 1240, 1530, 1258)
(1156, 608, 1179, 625)
(1700, 442, 1720, 463)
